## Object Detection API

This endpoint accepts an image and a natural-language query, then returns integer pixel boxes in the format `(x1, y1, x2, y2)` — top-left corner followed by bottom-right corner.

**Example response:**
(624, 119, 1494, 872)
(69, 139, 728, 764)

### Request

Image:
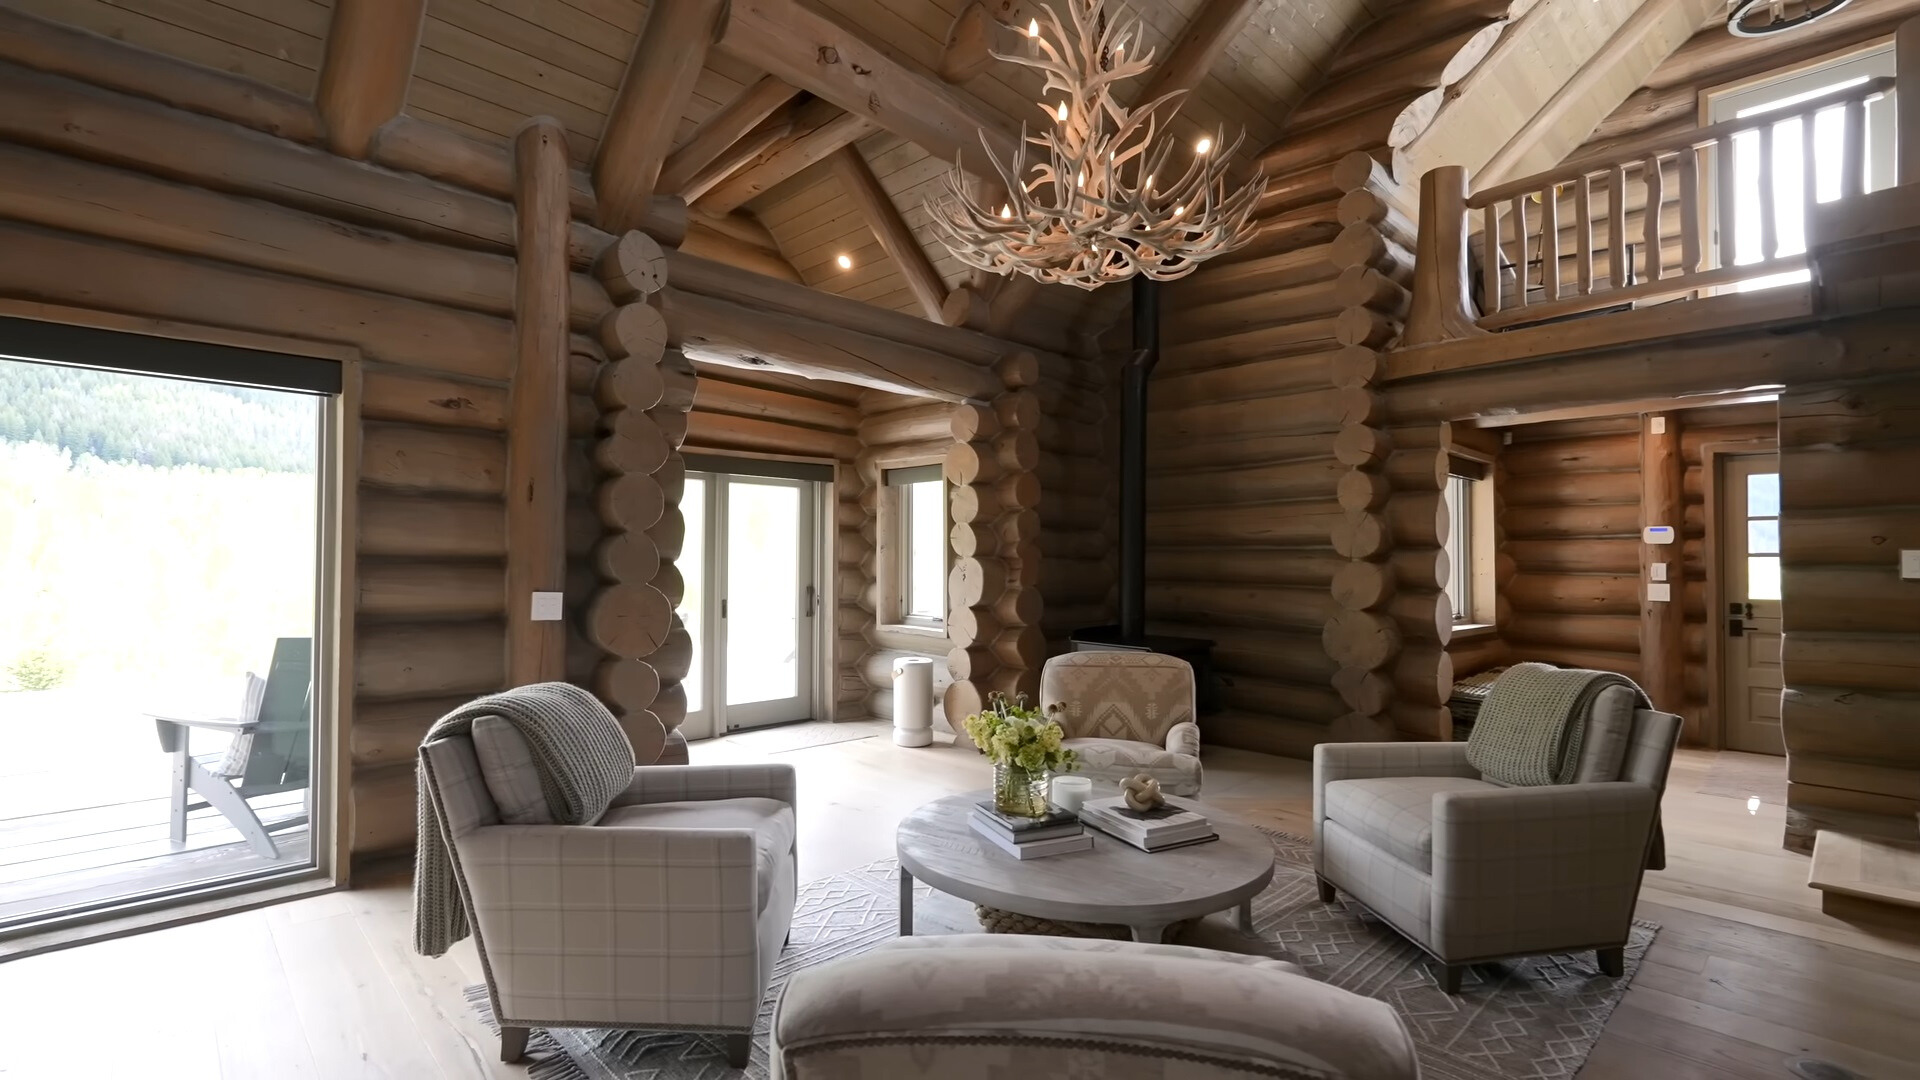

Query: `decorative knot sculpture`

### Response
(1120, 773, 1164, 812)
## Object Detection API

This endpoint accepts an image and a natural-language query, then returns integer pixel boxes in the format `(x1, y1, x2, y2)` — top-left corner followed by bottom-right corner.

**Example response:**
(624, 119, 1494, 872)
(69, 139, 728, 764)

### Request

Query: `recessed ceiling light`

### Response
(836, 254, 853, 270)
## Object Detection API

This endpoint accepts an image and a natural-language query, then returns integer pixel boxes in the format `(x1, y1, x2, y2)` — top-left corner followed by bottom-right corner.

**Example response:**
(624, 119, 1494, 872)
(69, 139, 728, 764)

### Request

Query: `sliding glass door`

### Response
(677, 470, 820, 739)
(0, 318, 334, 934)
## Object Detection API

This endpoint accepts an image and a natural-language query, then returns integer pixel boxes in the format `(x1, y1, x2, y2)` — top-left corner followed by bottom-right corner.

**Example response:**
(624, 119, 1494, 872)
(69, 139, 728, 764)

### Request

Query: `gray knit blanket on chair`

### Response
(413, 682, 635, 958)
(1466, 662, 1649, 786)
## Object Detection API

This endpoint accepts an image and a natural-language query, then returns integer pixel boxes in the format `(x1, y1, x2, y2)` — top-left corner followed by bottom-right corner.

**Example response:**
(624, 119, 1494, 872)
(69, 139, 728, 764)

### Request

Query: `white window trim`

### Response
(878, 462, 947, 635)
(1444, 453, 1498, 630)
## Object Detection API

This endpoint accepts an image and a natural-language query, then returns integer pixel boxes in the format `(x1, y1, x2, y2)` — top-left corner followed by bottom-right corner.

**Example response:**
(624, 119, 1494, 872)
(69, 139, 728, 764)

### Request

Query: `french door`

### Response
(677, 471, 820, 739)
(1719, 453, 1784, 755)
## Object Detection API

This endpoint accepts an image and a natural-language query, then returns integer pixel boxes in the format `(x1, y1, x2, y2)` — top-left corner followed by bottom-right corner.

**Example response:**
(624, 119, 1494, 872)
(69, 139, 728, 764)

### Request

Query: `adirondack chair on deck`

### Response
(150, 637, 313, 859)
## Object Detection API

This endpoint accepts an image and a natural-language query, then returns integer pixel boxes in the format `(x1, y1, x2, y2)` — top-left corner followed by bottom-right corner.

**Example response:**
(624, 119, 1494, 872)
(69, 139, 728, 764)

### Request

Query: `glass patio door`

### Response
(676, 471, 818, 738)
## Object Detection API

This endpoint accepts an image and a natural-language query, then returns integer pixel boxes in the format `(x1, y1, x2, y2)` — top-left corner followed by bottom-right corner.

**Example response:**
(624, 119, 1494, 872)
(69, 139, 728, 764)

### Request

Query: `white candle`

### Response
(1051, 775, 1093, 815)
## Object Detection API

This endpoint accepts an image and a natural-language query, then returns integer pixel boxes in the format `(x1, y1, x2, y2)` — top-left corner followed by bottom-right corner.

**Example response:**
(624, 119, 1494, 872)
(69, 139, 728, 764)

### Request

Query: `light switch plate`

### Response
(1647, 583, 1673, 603)
(531, 591, 564, 621)
(1651, 562, 1668, 582)
(1903, 550, 1920, 580)
(1650, 416, 1666, 435)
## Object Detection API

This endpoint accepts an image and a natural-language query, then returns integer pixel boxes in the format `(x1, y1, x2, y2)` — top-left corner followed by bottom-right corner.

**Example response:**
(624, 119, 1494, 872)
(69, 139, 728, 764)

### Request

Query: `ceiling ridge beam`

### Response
(658, 74, 802, 197)
(316, 0, 429, 159)
(831, 144, 949, 321)
(1137, 0, 1261, 107)
(595, 0, 729, 235)
(698, 99, 877, 215)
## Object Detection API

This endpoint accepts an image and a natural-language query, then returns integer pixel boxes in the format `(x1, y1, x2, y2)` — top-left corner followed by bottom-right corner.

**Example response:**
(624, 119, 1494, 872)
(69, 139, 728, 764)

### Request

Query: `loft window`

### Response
(1705, 42, 1895, 292)
(1443, 455, 1495, 627)
(884, 464, 946, 630)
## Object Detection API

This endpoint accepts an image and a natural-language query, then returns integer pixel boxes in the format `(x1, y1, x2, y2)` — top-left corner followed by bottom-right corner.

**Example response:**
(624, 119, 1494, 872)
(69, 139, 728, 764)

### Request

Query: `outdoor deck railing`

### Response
(1401, 71, 1906, 348)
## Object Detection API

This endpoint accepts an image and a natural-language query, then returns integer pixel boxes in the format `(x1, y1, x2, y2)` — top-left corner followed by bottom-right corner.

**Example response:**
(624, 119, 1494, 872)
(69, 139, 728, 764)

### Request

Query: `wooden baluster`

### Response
(1841, 97, 1865, 197)
(1642, 153, 1663, 283)
(1542, 184, 1561, 300)
(1482, 204, 1501, 312)
(1715, 135, 1735, 270)
(1609, 164, 1628, 288)
(1575, 173, 1593, 295)
(1757, 122, 1776, 262)
(1679, 144, 1701, 276)
(1511, 194, 1529, 306)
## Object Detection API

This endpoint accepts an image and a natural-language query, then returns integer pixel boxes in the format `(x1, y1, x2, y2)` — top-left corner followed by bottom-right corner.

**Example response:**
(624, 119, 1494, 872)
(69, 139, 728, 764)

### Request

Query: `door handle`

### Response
(1727, 618, 1747, 637)
(804, 584, 817, 617)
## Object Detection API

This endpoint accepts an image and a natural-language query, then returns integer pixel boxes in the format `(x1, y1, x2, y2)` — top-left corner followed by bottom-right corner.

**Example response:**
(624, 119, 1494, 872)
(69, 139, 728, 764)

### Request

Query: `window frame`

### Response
(1443, 451, 1497, 630)
(880, 463, 947, 634)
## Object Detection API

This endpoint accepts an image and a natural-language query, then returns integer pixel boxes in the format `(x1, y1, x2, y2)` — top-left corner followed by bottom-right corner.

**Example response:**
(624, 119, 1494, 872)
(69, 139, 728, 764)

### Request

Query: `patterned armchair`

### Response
(769, 935, 1419, 1079)
(1312, 694, 1681, 993)
(1039, 651, 1201, 796)
(418, 737, 796, 1068)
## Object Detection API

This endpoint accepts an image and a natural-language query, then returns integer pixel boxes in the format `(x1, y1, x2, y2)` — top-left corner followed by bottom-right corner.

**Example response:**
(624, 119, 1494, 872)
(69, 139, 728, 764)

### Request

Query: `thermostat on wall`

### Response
(1643, 526, 1676, 545)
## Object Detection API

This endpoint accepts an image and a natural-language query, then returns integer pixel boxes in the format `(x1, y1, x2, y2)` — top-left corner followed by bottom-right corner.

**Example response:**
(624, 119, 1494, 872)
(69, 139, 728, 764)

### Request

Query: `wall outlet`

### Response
(530, 591, 564, 621)
(1650, 562, 1668, 582)
(1647, 583, 1673, 603)
(1903, 550, 1920, 580)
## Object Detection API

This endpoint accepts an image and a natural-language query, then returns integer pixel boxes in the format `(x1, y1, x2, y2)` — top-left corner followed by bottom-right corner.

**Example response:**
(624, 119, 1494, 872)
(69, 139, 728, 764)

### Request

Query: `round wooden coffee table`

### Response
(895, 792, 1275, 943)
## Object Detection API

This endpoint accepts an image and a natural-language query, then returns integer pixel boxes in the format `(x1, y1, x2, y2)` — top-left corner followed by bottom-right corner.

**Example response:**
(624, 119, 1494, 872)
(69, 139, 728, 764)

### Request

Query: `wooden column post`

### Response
(315, 0, 428, 159)
(1899, 17, 1920, 185)
(1639, 412, 1686, 717)
(1402, 166, 1488, 347)
(507, 118, 573, 686)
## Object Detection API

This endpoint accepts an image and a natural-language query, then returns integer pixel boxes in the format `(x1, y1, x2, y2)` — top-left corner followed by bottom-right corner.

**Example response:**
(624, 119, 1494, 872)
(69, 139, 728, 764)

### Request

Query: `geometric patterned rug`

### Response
(467, 829, 1656, 1079)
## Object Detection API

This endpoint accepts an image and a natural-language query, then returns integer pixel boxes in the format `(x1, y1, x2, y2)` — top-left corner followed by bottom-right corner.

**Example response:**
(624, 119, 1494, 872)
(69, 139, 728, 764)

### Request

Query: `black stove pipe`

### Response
(1118, 274, 1159, 643)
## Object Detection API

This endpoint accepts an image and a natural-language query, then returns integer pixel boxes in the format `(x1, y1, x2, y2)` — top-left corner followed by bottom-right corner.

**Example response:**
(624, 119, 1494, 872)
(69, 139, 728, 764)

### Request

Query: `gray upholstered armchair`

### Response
(770, 935, 1419, 1079)
(1039, 651, 1202, 795)
(419, 738, 797, 1068)
(1312, 697, 1681, 993)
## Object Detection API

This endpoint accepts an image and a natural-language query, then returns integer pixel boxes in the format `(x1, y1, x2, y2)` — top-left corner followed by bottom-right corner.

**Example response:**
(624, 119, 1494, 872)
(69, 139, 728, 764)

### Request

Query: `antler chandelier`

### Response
(928, 0, 1266, 290)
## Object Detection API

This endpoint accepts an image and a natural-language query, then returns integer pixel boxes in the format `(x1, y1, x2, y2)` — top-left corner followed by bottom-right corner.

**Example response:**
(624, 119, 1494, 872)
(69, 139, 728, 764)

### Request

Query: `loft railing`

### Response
(1401, 74, 1899, 348)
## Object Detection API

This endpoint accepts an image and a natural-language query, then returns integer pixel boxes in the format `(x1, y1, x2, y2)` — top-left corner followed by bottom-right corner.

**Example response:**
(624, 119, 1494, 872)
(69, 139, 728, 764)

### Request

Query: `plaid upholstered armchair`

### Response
(419, 736, 797, 1068)
(1312, 694, 1681, 993)
(1039, 652, 1202, 795)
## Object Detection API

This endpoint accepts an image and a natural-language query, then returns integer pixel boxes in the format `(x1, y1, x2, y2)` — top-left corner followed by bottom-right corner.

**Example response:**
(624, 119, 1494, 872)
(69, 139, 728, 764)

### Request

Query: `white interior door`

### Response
(1720, 454, 1784, 755)
(675, 471, 818, 738)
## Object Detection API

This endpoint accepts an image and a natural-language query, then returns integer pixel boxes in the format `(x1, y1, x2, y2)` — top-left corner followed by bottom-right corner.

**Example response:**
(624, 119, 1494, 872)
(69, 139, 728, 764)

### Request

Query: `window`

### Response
(1705, 43, 1895, 292)
(1442, 455, 1495, 627)
(884, 464, 946, 629)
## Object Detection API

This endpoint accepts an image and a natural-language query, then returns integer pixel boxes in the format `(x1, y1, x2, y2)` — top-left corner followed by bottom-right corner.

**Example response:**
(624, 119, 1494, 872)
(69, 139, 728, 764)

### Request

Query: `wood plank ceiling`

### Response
(15, 0, 1392, 324)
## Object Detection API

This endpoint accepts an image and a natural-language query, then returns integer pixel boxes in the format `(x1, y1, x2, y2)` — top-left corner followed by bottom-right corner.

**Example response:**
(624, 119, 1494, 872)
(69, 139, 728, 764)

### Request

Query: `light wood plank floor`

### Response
(0, 728, 1914, 1079)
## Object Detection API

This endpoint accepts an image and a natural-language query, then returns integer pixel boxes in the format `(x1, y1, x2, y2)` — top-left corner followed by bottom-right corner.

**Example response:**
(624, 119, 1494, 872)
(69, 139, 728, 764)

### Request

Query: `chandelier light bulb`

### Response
(1000, 204, 1012, 219)
(1195, 136, 1213, 155)
(835, 254, 853, 270)
(1027, 18, 1039, 36)
(1056, 100, 1069, 122)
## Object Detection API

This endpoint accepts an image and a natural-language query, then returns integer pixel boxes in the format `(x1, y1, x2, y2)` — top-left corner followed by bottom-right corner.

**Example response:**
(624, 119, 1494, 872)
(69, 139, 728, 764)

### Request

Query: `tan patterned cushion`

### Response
(1041, 652, 1196, 744)
(1322, 776, 1495, 870)
(597, 798, 795, 912)
(1064, 737, 1203, 796)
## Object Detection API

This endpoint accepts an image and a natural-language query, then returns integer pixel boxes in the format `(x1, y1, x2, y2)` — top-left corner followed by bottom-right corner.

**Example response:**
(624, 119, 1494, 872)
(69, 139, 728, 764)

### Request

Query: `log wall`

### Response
(855, 393, 956, 726)
(1148, 0, 1478, 756)
(1779, 370, 1920, 851)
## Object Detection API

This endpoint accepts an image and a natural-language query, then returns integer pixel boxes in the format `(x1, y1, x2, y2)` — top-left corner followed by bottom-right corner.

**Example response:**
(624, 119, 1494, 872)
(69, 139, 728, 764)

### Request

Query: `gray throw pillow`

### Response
(471, 715, 553, 824)
(1571, 684, 1636, 783)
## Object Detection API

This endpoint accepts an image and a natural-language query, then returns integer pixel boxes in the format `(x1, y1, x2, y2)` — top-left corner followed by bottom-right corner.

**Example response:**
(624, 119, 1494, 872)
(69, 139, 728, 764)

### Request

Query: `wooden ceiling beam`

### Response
(1136, 0, 1261, 106)
(313, 0, 428, 158)
(719, 0, 1020, 178)
(831, 145, 949, 320)
(697, 98, 877, 215)
(657, 74, 802, 197)
(683, 209, 805, 283)
(678, 112, 797, 203)
(594, 0, 729, 235)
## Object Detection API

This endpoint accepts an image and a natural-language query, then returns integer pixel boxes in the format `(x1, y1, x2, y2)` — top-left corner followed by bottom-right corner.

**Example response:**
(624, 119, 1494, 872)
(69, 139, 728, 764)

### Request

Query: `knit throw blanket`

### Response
(413, 682, 635, 958)
(1466, 663, 1647, 786)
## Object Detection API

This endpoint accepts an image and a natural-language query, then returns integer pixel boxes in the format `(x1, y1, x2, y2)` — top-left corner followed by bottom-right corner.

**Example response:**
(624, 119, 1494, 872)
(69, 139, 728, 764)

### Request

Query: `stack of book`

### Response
(969, 801, 1093, 860)
(1079, 796, 1218, 852)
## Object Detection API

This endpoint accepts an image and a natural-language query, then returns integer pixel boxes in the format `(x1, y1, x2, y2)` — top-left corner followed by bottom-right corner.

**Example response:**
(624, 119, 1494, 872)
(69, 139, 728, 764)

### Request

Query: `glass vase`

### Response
(992, 762, 1050, 818)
